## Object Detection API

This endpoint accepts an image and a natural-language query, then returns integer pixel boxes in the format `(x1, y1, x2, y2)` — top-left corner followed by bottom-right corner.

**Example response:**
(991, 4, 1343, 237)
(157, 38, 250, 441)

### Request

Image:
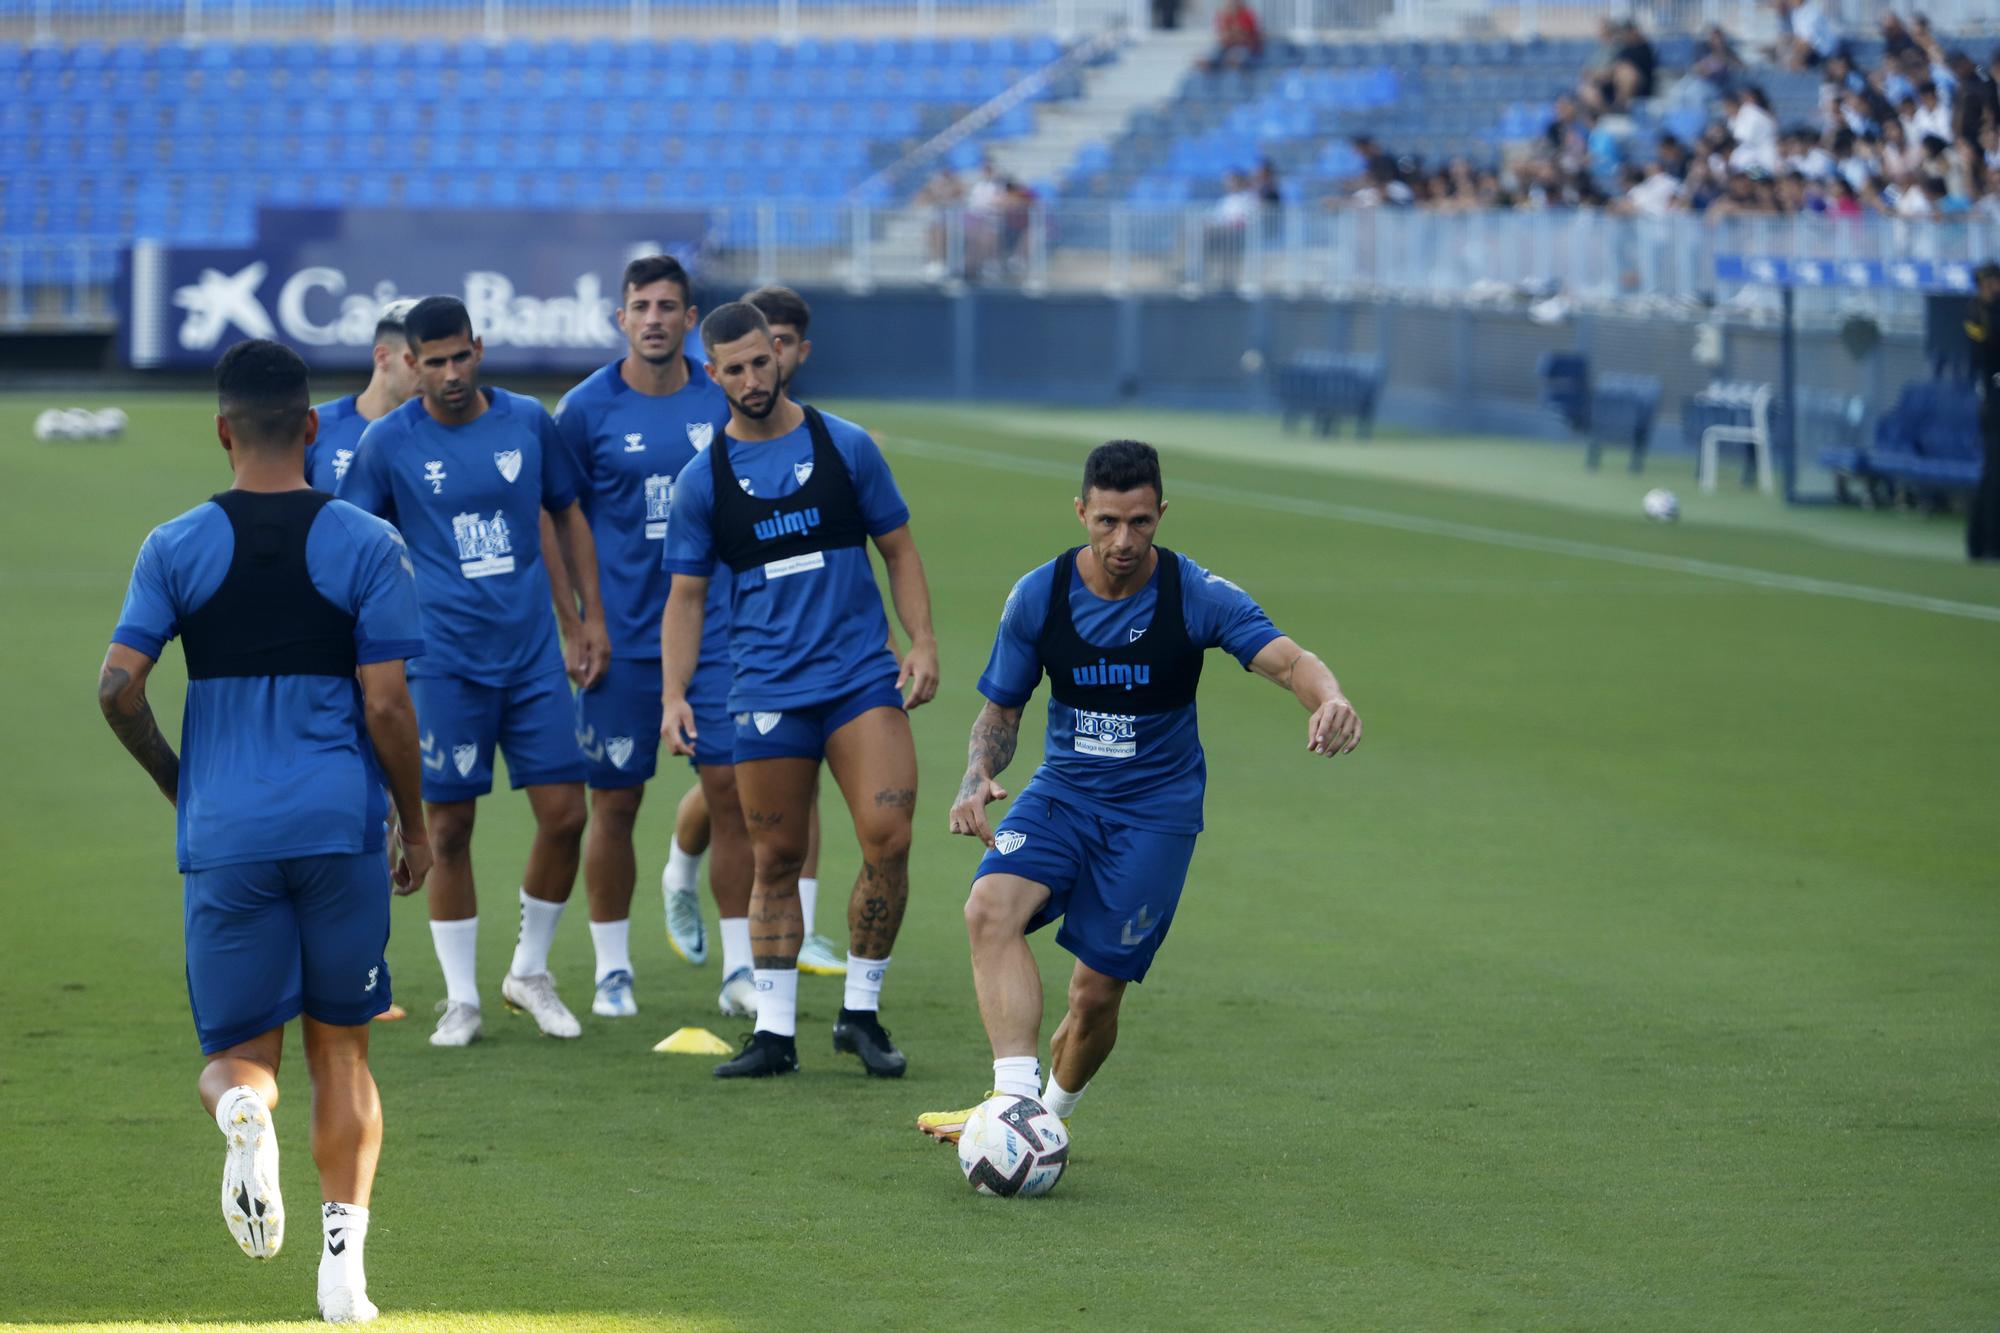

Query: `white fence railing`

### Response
(3, 209, 1992, 332)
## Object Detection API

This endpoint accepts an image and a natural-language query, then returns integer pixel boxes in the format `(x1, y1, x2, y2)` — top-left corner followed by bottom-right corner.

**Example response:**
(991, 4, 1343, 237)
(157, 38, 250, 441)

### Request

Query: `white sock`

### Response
(753, 967, 798, 1037)
(589, 918, 632, 984)
(319, 1202, 368, 1293)
(1043, 1073, 1087, 1118)
(429, 917, 480, 1008)
(510, 889, 565, 978)
(993, 1056, 1041, 1100)
(663, 836, 704, 897)
(719, 917, 752, 977)
(843, 953, 889, 1012)
(213, 1084, 262, 1134)
(798, 875, 820, 936)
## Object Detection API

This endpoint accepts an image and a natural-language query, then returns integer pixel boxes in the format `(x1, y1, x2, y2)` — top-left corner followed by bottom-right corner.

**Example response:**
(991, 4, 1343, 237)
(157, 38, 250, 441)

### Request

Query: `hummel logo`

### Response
(575, 725, 605, 763)
(420, 732, 446, 772)
(363, 966, 379, 993)
(623, 433, 645, 452)
(423, 460, 447, 493)
(1120, 905, 1158, 946)
(326, 1228, 347, 1256)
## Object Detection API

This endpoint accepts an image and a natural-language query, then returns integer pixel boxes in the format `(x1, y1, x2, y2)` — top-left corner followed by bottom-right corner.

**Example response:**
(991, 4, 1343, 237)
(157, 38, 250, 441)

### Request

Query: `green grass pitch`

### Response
(1, 392, 1995, 1331)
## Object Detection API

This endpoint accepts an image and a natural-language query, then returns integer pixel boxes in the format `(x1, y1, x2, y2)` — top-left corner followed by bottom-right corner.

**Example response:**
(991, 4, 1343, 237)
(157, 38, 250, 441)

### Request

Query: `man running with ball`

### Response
(919, 440, 1360, 1142)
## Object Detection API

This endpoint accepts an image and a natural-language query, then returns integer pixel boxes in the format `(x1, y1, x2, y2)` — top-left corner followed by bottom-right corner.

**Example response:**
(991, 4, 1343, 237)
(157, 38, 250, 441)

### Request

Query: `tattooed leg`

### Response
(825, 706, 919, 961)
(732, 757, 818, 968)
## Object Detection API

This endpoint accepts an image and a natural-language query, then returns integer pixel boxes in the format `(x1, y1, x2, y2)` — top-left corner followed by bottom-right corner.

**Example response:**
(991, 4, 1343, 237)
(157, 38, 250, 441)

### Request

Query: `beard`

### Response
(730, 389, 776, 420)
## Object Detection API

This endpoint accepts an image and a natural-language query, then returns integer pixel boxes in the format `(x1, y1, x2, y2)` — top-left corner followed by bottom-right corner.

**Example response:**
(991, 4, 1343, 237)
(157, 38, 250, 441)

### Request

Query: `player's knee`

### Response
(589, 788, 642, 837)
(964, 879, 1028, 943)
(535, 793, 588, 845)
(857, 817, 912, 868)
(751, 843, 806, 886)
(1068, 970, 1126, 1025)
(429, 813, 475, 863)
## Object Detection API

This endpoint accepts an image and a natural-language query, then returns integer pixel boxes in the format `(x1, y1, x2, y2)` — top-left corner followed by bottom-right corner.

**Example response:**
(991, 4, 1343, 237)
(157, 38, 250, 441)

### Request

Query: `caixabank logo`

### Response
(121, 206, 708, 371)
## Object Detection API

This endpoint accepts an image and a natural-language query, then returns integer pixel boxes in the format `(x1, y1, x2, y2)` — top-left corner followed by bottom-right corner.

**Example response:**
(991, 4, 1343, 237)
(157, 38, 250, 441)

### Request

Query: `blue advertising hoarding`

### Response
(121, 207, 711, 371)
(1714, 253, 1981, 292)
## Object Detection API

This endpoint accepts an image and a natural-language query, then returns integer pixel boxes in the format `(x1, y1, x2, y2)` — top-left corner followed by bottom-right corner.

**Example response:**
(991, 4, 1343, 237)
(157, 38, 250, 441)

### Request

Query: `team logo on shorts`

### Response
(995, 831, 1027, 855)
(493, 449, 523, 483)
(752, 712, 783, 735)
(687, 422, 714, 451)
(452, 744, 478, 778)
(606, 736, 635, 769)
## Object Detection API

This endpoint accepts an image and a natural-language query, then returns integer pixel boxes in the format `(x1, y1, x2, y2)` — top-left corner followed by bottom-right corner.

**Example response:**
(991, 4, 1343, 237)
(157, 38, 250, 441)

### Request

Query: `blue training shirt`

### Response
(978, 551, 1282, 834)
(553, 359, 733, 669)
(338, 387, 578, 686)
(662, 409, 907, 712)
(111, 496, 425, 873)
(304, 395, 369, 492)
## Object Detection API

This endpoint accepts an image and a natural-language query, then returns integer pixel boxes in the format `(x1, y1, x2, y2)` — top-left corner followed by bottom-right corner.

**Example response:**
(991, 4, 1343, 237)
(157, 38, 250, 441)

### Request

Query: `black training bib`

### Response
(1038, 546, 1204, 716)
(180, 490, 359, 680)
(708, 406, 870, 574)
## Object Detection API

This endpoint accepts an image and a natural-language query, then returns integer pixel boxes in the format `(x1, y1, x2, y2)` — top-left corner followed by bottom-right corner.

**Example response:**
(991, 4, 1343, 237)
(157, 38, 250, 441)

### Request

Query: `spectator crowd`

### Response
(1315, 7, 2000, 221)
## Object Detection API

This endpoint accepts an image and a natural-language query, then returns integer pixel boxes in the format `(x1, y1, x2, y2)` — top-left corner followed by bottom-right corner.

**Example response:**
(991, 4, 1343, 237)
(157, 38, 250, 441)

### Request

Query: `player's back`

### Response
(112, 491, 425, 873)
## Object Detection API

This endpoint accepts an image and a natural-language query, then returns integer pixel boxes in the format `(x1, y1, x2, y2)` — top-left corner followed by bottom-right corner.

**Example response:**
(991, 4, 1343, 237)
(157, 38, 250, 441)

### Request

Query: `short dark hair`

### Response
(1082, 439, 1163, 503)
(699, 301, 772, 356)
(623, 254, 692, 305)
(403, 295, 473, 351)
(373, 297, 417, 346)
(742, 284, 810, 335)
(215, 338, 310, 448)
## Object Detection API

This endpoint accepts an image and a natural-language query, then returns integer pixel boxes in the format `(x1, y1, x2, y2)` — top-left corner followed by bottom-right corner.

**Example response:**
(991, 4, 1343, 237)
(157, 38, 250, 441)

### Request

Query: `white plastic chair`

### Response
(1698, 382, 1777, 496)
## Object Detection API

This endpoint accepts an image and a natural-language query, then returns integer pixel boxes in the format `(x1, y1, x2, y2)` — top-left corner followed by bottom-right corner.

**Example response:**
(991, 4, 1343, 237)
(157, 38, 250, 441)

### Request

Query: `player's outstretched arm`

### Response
(659, 573, 709, 757)
(358, 658, 432, 895)
(871, 524, 940, 709)
(548, 500, 609, 689)
(97, 642, 178, 805)
(948, 700, 1024, 846)
(1249, 635, 1361, 757)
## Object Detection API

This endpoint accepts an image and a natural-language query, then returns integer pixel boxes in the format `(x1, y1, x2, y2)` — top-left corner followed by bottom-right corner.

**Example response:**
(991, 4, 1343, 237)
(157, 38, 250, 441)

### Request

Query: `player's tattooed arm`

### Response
(1249, 635, 1361, 757)
(949, 701, 1022, 845)
(98, 643, 179, 805)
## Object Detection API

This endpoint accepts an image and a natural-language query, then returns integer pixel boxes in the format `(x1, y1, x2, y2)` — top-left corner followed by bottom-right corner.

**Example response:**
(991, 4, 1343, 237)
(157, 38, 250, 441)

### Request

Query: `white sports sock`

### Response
(753, 967, 798, 1037)
(843, 954, 889, 1012)
(1043, 1073, 1087, 1119)
(719, 917, 752, 977)
(993, 1056, 1041, 1100)
(319, 1202, 369, 1293)
(589, 918, 632, 984)
(429, 917, 480, 1008)
(213, 1084, 261, 1134)
(510, 889, 565, 978)
(798, 876, 820, 936)
(663, 836, 704, 898)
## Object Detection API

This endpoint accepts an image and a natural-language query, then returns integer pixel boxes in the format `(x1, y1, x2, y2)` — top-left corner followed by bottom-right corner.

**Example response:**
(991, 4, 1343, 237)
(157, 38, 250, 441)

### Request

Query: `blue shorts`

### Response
(576, 658, 665, 790)
(413, 669, 586, 802)
(184, 851, 392, 1055)
(973, 794, 1198, 983)
(731, 676, 905, 764)
(686, 662, 737, 770)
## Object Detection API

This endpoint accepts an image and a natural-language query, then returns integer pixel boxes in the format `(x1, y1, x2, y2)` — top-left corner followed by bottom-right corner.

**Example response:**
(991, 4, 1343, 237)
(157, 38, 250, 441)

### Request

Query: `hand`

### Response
(898, 637, 940, 710)
(947, 774, 1008, 846)
(392, 827, 432, 897)
(574, 617, 610, 691)
(661, 695, 698, 758)
(1307, 695, 1362, 757)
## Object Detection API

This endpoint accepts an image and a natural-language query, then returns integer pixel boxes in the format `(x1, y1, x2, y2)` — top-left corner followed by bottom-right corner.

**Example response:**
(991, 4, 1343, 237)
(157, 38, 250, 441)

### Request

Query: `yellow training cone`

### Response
(653, 1026, 734, 1055)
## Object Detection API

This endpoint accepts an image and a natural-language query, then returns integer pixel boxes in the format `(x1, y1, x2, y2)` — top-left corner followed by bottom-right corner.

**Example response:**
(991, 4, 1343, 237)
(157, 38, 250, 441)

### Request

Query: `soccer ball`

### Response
(93, 407, 128, 438)
(956, 1094, 1069, 1198)
(32, 408, 64, 441)
(1641, 488, 1680, 522)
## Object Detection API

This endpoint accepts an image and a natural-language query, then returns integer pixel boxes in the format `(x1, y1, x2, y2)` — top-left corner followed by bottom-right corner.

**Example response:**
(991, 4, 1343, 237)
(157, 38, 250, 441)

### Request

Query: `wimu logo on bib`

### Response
(1073, 711, 1138, 759)
(752, 505, 820, 543)
(1071, 659, 1151, 691)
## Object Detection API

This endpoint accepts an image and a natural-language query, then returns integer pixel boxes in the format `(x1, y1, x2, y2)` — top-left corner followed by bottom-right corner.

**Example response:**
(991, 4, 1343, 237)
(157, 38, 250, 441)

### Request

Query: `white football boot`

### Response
(663, 876, 708, 965)
(797, 934, 847, 975)
(592, 969, 638, 1018)
(717, 966, 757, 1018)
(501, 971, 582, 1038)
(428, 1000, 483, 1048)
(218, 1087, 283, 1259)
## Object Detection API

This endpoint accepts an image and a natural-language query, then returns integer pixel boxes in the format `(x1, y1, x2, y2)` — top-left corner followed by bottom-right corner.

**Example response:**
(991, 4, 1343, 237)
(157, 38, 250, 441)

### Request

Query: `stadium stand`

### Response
(0, 32, 1077, 278)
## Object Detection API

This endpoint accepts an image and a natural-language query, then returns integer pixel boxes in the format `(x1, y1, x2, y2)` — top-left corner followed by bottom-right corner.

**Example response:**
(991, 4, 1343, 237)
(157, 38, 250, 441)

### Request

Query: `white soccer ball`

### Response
(32, 408, 64, 441)
(957, 1093, 1069, 1198)
(59, 407, 100, 440)
(93, 406, 128, 438)
(1642, 488, 1680, 522)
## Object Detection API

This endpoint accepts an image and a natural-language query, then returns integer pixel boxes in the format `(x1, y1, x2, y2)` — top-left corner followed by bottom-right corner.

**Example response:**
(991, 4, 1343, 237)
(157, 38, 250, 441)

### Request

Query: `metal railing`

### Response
(3, 208, 1992, 332)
